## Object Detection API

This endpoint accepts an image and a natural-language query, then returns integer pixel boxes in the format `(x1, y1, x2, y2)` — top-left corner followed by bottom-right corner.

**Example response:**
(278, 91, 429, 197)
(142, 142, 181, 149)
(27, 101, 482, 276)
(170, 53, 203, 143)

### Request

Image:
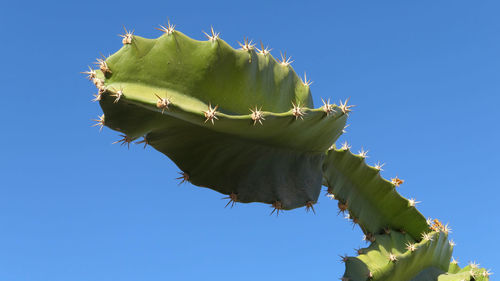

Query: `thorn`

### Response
(301, 72, 313, 87)
(257, 41, 272, 55)
(408, 198, 420, 207)
(391, 176, 404, 187)
(342, 124, 350, 134)
(156, 19, 176, 35)
(469, 261, 480, 269)
(81, 66, 96, 80)
(358, 148, 368, 158)
(338, 201, 348, 215)
(112, 134, 133, 149)
(91, 114, 105, 132)
(421, 232, 433, 241)
(451, 257, 459, 264)
(222, 192, 238, 208)
(119, 26, 134, 44)
(389, 253, 398, 263)
(176, 171, 189, 185)
(110, 87, 123, 103)
(339, 254, 349, 263)
(325, 187, 336, 199)
(339, 98, 355, 116)
(367, 271, 373, 280)
(203, 26, 220, 42)
(203, 103, 219, 124)
(483, 269, 493, 277)
(278, 51, 293, 66)
(250, 106, 265, 125)
(426, 217, 433, 226)
(340, 141, 351, 151)
(384, 227, 391, 234)
(363, 233, 375, 243)
(449, 239, 455, 247)
(305, 201, 316, 214)
(94, 55, 112, 74)
(405, 242, 417, 252)
(321, 98, 335, 115)
(238, 37, 256, 51)
(135, 136, 149, 149)
(154, 93, 171, 113)
(291, 101, 305, 120)
(270, 201, 283, 216)
(374, 161, 385, 171)
(355, 247, 364, 255)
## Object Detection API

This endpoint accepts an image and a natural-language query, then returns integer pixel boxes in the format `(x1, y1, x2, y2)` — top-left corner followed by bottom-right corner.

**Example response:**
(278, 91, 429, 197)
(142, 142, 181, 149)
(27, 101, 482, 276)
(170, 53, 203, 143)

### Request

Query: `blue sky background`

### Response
(1, 1, 498, 280)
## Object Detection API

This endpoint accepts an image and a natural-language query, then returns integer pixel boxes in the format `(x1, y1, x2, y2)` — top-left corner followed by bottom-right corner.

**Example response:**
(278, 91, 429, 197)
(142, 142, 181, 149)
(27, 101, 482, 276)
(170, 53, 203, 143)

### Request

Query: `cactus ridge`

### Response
(90, 29, 348, 210)
(322, 146, 428, 241)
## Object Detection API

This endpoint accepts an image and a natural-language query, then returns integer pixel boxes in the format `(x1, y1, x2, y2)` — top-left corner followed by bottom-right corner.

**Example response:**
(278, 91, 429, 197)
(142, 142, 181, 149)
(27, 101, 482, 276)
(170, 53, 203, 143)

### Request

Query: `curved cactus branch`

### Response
(90, 31, 347, 210)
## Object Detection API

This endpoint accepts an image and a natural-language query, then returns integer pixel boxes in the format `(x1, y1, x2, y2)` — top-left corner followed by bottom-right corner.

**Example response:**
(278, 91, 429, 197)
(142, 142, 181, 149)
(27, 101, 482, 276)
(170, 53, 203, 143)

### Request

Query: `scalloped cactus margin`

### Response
(84, 22, 491, 280)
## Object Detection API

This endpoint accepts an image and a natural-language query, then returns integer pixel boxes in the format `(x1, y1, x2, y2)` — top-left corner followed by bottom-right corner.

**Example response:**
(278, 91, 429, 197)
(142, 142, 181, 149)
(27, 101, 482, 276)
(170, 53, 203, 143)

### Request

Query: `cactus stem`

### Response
(357, 148, 368, 158)
(270, 201, 283, 216)
(305, 201, 316, 214)
(119, 26, 134, 45)
(291, 101, 305, 120)
(94, 56, 112, 75)
(135, 136, 149, 149)
(374, 161, 385, 171)
(156, 19, 176, 35)
(203, 103, 219, 124)
(301, 72, 313, 87)
(321, 98, 335, 115)
(154, 93, 171, 113)
(223, 192, 238, 208)
(238, 37, 256, 51)
(340, 141, 351, 151)
(408, 198, 420, 207)
(340, 277, 350, 281)
(339, 254, 349, 263)
(112, 134, 133, 149)
(250, 106, 265, 125)
(176, 171, 189, 185)
(91, 114, 105, 132)
(81, 66, 96, 80)
(406, 242, 417, 252)
(203, 26, 220, 42)
(339, 98, 355, 116)
(390, 176, 404, 187)
(256, 41, 272, 56)
(278, 51, 293, 66)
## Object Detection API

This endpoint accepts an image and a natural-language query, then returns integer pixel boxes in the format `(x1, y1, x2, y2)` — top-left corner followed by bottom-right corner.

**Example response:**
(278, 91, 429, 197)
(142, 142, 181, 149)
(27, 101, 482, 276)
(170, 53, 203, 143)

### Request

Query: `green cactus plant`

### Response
(84, 23, 491, 280)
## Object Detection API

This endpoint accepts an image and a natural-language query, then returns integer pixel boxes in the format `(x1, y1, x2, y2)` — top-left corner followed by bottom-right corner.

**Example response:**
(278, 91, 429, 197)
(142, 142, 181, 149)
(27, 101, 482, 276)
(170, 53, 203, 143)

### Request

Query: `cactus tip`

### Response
(357, 148, 368, 158)
(340, 141, 351, 151)
(374, 161, 385, 171)
(321, 98, 335, 115)
(291, 102, 305, 120)
(135, 136, 149, 149)
(302, 72, 313, 87)
(339, 98, 355, 116)
(91, 114, 105, 132)
(257, 41, 272, 56)
(305, 201, 316, 214)
(390, 176, 404, 187)
(238, 37, 256, 51)
(155, 93, 171, 113)
(408, 198, 420, 207)
(270, 201, 283, 216)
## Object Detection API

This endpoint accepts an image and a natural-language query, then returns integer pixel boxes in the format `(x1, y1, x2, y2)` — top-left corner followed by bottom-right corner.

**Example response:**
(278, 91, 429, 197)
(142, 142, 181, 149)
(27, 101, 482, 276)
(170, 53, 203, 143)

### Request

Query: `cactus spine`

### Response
(85, 23, 491, 280)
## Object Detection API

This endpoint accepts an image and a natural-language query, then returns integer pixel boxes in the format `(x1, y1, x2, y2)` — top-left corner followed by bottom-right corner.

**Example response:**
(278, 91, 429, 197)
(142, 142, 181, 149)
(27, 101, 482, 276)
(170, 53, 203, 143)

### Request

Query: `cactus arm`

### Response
(322, 146, 428, 240)
(91, 31, 347, 210)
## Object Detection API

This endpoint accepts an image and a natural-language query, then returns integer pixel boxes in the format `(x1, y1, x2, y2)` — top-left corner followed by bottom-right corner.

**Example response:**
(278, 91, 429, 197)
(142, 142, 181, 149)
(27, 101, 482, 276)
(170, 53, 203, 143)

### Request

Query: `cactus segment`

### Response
(322, 146, 428, 240)
(90, 30, 348, 210)
(343, 231, 452, 281)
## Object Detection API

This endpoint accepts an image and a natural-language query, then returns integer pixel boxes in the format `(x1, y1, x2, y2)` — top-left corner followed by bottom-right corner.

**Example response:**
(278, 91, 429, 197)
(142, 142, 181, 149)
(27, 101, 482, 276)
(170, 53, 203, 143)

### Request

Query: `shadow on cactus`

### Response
(84, 23, 491, 280)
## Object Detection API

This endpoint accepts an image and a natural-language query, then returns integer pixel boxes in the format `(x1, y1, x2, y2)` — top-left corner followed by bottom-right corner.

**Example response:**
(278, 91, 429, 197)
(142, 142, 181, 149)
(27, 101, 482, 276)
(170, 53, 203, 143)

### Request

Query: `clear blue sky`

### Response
(1, 1, 498, 280)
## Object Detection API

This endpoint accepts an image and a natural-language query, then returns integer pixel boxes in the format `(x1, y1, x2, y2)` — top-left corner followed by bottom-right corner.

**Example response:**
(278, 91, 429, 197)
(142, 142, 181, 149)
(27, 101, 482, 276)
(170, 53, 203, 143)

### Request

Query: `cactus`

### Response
(85, 23, 491, 280)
